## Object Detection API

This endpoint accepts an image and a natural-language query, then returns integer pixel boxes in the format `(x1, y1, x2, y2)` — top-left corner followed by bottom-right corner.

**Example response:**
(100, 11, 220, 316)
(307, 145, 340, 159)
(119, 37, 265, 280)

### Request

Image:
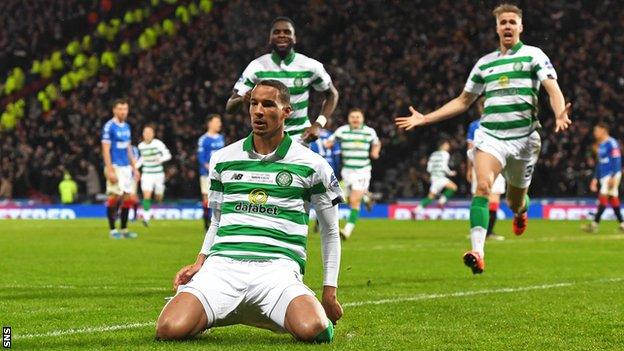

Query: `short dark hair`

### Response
(143, 124, 156, 132)
(206, 114, 221, 124)
(255, 80, 291, 106)
(348, 108, 365, 117)
(113, 98, 129, 107)
(271, 16, 295, 29)
(595, 121, 609, 131)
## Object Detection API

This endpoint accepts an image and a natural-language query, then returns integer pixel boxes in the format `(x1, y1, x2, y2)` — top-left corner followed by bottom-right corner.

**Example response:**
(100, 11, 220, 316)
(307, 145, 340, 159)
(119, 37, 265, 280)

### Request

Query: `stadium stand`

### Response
(0, 0, 622, 202)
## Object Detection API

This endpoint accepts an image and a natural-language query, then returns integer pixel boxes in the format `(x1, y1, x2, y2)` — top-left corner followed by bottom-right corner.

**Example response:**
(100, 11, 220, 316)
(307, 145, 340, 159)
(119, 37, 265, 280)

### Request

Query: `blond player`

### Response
(396, 3, 571, 274)
(326, 108, 380, 239)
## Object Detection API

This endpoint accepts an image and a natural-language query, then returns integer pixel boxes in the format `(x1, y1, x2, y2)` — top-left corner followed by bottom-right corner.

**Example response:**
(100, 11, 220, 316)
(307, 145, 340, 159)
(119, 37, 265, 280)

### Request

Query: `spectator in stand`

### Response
(58, 171, 78, 204)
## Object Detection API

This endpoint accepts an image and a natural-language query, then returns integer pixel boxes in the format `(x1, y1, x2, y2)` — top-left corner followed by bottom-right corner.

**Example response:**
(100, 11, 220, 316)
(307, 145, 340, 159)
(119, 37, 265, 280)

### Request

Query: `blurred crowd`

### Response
(1, 0, 623, 202)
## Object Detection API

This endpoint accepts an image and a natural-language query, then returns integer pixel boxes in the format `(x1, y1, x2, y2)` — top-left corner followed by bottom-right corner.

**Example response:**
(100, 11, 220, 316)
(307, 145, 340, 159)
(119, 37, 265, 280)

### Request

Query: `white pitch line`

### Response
(14, 277, 624, 339)
(342, 277, 624, 307)
(18, 322, 154, 339)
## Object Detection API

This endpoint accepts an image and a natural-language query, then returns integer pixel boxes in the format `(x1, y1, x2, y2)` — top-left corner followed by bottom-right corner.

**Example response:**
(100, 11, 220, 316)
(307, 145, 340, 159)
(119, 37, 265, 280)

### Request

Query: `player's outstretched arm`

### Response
(316, 205, 343, 324)
(225, 90, 252, 113)
(542, 79, 572, 133)
(395, 91, 478, 130)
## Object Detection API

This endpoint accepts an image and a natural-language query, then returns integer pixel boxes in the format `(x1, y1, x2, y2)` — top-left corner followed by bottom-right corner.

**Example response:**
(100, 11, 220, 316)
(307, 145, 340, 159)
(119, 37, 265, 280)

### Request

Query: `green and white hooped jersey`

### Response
(427, 150, 451, 178)
(329, 125, 379, 172)
(207, 133, 343, 273)
(233, 51, 332, 137)
(464, 41, 557, 140)
(138, 139, 171, 174)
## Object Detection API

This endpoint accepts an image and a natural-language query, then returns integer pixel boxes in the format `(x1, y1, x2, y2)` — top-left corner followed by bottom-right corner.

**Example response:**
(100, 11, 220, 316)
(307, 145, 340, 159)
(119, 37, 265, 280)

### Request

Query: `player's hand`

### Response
(448, 170, 457, 177)
(106, 167, 118, 184)
(395, 106, 427, 131)
(301, 123, 321, 143)
(173, 263, 202, 291)
(466, 171, 473, 184)
(243, 90, 252, 103)
(589, 178, 598, 193)
(608, 177, 615, 190)
(321, 287, 343, 324)
(554, 102, 572, 133)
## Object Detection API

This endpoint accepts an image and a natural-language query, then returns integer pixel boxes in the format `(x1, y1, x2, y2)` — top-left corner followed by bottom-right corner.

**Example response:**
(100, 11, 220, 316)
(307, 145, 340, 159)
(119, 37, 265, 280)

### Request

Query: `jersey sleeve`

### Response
(464, 61, 485, 95)
(609, 140, 622, 175)
(442, 151, 452, 174)
(311, 60, 332, 92)
(310, 158, 344, 211)
(207, 152, 224, 210)
(532, 48, 557, 82)
(158, 140, 172, 162)
(197, 137, 207, 164)
(370, 128, 380, 145)
(101, 122, 112, 144)
(233, 61, 258, 96)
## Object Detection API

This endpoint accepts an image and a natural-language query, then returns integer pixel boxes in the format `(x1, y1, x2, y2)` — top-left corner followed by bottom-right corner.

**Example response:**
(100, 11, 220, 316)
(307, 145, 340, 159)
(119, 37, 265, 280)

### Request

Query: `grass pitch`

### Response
(1, 219, 623, 350)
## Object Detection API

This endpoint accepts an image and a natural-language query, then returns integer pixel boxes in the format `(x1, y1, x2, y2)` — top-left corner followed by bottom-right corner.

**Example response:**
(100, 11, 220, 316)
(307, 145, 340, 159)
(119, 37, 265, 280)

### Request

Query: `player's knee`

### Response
(155, 316, 194, 340)
(292, 317, 328, 342)
(475, 179, 491, 196)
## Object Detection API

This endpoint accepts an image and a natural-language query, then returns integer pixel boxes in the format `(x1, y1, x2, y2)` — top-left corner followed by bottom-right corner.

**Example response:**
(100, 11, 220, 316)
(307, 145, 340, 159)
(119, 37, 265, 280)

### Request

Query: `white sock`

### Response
(470, 226, 487, 257)
(439, 195, 447, 206)
(144, 210, 151, 221)
(343, 222, 355, 236)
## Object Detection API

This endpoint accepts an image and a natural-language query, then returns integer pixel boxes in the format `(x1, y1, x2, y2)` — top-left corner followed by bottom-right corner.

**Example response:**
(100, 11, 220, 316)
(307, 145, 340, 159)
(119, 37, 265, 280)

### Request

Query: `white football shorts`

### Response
(599, 172, 622, 197)
(176, 256, 314, 332)
(105, 165, 134, 196)
(140, 172, 165, 196)
(472, 129, 541, 189)
(341, 168, 371, 192)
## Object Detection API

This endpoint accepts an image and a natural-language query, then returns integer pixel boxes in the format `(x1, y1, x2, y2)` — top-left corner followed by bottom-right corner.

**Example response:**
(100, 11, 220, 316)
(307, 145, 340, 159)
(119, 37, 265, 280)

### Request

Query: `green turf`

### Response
(1, 219, 623, 350)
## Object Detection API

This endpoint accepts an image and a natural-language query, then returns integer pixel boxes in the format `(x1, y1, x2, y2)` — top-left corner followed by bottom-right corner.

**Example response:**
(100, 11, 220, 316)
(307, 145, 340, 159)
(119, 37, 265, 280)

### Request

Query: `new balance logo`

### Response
(230, 173, 244, 180)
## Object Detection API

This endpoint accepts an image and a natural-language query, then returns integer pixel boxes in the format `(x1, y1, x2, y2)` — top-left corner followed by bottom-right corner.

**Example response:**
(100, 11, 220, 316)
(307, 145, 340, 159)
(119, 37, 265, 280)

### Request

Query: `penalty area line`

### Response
(15, 277, 624, 339)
